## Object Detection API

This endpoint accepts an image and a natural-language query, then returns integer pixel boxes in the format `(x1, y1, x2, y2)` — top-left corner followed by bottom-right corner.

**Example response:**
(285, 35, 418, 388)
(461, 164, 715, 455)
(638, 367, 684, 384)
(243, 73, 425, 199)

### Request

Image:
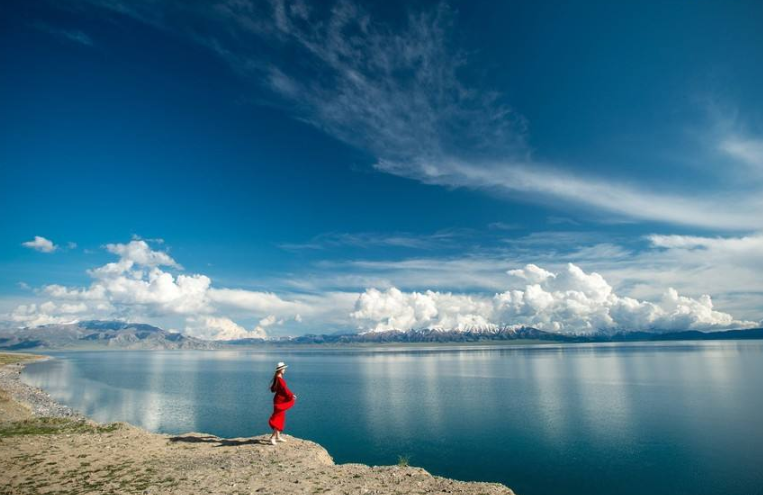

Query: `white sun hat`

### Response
(275, 362, 288, 371)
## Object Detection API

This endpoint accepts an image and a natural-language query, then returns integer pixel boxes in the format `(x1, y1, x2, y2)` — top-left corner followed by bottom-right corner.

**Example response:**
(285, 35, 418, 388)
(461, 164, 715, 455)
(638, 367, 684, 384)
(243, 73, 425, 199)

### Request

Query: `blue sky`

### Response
(1, 0, 762, 338)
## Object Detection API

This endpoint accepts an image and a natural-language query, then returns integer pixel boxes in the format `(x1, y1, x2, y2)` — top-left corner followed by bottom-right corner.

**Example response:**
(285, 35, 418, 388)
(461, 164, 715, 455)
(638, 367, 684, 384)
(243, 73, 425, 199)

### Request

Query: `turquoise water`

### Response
(21, 342, 763, 495)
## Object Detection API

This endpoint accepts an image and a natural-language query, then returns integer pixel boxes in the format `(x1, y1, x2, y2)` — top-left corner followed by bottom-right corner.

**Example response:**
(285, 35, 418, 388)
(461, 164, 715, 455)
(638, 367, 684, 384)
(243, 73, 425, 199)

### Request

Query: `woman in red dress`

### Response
(268, 361, 296, 445)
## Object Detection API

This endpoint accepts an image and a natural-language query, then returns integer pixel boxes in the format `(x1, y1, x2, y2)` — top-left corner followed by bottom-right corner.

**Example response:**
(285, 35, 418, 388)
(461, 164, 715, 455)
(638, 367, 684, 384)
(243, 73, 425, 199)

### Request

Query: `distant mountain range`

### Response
(1, 320, 761, 351)
(231, 326, 763, 345)
(0, 320, 215, 350)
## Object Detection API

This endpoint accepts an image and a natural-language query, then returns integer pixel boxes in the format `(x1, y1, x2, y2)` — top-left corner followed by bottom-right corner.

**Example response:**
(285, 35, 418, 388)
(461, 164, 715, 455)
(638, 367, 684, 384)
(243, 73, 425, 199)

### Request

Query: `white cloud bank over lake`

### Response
(352, 263, 756, 334)
(4, 237, 758, 337)
(8, 239, 308, 340)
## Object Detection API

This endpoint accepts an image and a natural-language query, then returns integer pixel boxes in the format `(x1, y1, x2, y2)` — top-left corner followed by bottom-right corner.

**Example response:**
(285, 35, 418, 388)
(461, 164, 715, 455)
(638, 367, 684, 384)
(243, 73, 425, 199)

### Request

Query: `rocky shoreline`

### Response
(0, 353, 515, 495)
(0, 355, 83, 420)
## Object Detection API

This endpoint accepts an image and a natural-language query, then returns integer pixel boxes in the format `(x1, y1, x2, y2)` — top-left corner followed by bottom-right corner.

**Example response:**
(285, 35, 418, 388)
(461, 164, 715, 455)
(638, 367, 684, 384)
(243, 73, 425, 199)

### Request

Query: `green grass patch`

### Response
(0, 352, 42, 366)
(0, 417, 121, 437)
(396, 454, 410, 467)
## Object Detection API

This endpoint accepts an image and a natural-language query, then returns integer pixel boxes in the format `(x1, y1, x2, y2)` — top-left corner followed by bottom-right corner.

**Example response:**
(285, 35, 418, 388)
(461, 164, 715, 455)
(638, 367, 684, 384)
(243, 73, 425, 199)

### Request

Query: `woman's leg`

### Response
(270, 428, 278, 445)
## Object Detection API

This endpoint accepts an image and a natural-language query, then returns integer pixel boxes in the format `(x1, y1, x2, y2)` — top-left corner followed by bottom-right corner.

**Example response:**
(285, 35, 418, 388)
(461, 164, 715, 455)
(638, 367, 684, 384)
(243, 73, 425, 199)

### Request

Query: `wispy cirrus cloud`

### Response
(278, 229, 472, 251)
(62, 0, 763, 230)
(376, 158, 763, 229)
(719, 136, 763, 172)
(32, 21, 94, 46)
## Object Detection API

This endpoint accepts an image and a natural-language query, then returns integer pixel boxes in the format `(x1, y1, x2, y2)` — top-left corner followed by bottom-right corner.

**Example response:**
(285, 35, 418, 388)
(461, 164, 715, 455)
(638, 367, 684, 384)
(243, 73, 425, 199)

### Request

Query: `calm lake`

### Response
(21, 341, 763, 495)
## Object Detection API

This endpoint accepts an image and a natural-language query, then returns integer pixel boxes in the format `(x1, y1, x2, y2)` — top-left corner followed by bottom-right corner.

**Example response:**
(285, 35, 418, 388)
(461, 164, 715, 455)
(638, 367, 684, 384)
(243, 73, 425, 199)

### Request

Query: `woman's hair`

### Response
(269, 370, 282, 392)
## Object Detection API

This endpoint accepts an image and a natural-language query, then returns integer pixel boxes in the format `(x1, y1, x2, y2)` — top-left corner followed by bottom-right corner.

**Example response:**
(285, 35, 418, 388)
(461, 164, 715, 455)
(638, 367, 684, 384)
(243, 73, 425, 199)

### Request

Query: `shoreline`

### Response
(0, 353, 515, 495)
(0, 354, 84, 420)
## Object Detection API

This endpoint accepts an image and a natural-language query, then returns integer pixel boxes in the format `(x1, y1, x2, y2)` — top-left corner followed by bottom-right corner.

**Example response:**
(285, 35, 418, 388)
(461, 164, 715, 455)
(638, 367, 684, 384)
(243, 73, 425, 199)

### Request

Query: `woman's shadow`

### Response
(168, 434, 272, 447)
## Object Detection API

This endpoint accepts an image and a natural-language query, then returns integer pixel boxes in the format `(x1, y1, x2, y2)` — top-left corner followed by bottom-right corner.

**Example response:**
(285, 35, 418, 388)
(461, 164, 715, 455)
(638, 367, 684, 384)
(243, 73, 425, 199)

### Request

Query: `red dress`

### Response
(268, 376, 295, 432)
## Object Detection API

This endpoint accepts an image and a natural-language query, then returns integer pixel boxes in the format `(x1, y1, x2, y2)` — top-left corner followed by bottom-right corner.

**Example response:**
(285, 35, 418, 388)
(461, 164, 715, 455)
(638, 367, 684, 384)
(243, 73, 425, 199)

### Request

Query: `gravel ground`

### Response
(0, 356, 83, 420)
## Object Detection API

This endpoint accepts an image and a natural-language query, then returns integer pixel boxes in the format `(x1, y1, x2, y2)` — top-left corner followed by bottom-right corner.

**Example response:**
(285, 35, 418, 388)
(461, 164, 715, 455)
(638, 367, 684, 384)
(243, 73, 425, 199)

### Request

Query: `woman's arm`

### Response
(278, 377, 295, 401)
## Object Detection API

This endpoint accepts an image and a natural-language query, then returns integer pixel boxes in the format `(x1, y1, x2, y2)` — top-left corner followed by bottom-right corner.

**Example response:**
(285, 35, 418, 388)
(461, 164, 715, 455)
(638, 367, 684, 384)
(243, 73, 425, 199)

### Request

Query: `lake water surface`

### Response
(21, 342, 763, 495)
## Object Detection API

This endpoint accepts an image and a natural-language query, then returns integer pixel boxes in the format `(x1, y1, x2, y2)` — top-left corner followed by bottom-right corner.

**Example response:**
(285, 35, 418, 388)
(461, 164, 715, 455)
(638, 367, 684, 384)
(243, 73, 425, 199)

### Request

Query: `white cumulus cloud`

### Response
(8, 236, 760, 337)
(184, 316, 267, 341)
(352, 263, 755, 334)
(6, 239, 310, 339)
(22, 236, 58, 253)
(105, 240, 180, 268)
(350, 287, 493, 332)
(10, 302, 87, 327)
